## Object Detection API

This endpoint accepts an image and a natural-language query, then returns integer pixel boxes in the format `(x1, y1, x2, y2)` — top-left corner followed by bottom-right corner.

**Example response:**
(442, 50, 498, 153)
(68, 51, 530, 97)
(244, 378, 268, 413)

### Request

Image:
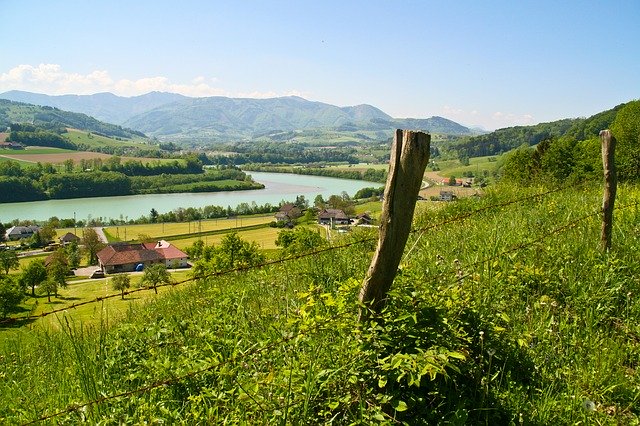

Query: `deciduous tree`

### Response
(0, 275, 23, 319)
(0, 250, 19, 275)
(140, 263, 172, 294)
(82, 228, 104, 264)
(20, 258, 47, 296)
(111, 274, 131, 299)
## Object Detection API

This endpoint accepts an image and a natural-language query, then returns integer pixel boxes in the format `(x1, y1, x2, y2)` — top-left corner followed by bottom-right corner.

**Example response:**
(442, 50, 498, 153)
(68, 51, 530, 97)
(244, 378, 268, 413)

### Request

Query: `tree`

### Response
(0, 222, 6, 242)
(0, 250, 19, 275)
(38, 225, 57, 244)
(39, 277, 57, 302)
(191, 233, 264, 280)
(150, 208, 159, 223)
(47, 249, 69, 292)
(611, 100, 640, 182)
(63, 159, 74, 173)
(20, 258, 47, 296)
(294, 195, 309, 209)
(82, 228, 105, 264)
(0, 275, 24, 319)
(276, 227, 326, 256)
(314, 194, 325, 209)
(65, 241, 81, 269)
(140, 263, 172, 294)
(111, 274, 131, 299)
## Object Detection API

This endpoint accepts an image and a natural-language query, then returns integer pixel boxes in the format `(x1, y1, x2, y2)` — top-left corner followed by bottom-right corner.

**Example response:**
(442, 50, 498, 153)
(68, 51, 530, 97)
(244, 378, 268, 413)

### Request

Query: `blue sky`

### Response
(0, 0, 638, 130)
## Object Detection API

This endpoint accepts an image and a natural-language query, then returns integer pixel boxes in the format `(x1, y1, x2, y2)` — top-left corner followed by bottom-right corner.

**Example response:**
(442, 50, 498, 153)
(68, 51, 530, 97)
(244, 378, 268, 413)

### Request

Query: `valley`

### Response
(0, 92, 638, 425)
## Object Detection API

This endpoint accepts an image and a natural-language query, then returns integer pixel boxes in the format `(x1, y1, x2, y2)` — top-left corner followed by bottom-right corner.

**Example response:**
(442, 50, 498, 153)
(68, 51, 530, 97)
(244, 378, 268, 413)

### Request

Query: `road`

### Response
(93, 227, 108, 243)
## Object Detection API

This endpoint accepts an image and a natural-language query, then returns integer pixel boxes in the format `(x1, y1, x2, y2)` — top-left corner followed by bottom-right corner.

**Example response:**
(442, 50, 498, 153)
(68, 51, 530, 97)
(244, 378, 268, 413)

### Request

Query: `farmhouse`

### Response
(275, 203, 302, 223)
(439, 191, 457, 202)
(5, 225, 41, 241)
(0, 141, 24, 149)
(317, 209, 350, 226)
(97, 240, 189, 273)
(355, 213, 373, 225)
(59, 232, 80, 245)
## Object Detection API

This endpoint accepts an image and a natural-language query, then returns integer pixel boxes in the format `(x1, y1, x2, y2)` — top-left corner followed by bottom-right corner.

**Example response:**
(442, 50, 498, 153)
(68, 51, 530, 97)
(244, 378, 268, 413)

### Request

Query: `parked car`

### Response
(90, 269, 105, 279)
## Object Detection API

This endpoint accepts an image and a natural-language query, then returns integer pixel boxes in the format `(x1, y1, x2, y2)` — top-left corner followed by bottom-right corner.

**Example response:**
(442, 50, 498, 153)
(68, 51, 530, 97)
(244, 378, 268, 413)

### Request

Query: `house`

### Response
(317, 209, 350, 226)
(439, 191, 457, 202)
(275, 203, 302, 223)
(0, 141, 24, 149)
(59, 232, 80, 245)
(5, 225, 41, 241)
(96, 240, 189, 273)
(356, 213, 373, 225)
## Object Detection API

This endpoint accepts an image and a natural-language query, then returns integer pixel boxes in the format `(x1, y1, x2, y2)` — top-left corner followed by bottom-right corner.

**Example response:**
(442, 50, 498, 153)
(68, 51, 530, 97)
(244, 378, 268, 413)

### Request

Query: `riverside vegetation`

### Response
(1, 181, 639, 424)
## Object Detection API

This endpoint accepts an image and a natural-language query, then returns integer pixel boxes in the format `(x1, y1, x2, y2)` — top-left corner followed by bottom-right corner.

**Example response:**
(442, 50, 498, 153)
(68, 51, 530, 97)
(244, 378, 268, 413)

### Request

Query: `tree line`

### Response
(242, 164, 387, 183)
(0, 160, 260, 203)
(498, 100, 640, 184)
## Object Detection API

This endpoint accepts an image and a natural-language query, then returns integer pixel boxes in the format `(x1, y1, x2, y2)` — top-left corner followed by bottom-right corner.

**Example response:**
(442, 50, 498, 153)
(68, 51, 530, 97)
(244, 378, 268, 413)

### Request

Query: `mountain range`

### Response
(0, 90, 474, 142)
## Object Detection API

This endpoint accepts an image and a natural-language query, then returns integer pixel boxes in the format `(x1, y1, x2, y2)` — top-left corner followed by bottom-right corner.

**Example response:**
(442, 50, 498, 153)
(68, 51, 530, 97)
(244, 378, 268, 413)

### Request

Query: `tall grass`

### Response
(1, 182, 639, 424)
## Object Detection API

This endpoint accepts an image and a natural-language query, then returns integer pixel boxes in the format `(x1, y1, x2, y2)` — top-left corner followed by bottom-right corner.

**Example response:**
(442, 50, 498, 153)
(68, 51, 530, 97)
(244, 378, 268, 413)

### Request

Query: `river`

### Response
(0, 171, 382, 222)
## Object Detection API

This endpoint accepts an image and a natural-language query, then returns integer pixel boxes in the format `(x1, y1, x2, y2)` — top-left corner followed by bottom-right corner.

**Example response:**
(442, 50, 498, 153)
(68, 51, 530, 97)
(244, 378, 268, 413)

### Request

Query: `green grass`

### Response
(1, 147, 75, 155)
(2, 182, 640, 424)
(64, 128, 148, 149)
(432, 154, 501, 178)
(101, 214, 274, 241)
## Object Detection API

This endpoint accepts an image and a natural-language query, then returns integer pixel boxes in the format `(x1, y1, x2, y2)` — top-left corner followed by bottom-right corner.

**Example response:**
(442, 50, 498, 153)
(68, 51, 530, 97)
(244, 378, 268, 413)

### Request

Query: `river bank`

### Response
(0, 172, 380, 223)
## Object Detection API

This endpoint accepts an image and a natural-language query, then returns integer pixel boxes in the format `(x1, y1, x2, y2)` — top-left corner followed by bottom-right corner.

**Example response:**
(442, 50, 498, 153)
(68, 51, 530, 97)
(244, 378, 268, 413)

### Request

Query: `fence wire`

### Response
(15, 189, 640, 425)
(2, 182, 582, 326)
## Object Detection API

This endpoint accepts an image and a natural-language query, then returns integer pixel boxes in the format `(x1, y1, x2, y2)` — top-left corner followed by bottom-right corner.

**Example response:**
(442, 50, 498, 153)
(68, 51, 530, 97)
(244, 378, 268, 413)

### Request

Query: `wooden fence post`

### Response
(599, 129, 617, 251)
(358, 129, 430, 320)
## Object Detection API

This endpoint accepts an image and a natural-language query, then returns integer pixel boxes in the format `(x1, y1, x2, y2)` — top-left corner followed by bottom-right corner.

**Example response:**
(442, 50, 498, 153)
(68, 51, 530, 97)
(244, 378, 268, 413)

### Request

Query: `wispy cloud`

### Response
(0, 64, 304, 99)
(441, 105, 535, 130)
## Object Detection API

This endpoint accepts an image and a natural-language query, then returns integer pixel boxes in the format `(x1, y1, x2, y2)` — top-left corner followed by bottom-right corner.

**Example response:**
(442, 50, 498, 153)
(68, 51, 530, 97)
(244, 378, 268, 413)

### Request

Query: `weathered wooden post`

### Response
(359, 129, 430, 320)
(599, 129, 617, 251)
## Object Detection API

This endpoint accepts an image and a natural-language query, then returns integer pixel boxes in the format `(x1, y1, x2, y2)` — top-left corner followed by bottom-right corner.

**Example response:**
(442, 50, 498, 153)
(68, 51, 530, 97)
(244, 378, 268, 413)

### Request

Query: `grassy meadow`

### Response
(1, 182, 640, 424)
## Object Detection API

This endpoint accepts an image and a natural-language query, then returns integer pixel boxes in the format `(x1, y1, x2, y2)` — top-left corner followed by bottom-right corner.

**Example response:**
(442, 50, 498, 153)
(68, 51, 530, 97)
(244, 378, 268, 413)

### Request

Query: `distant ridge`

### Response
(0, 90, 188, 125)
(0, 90, 474, 141)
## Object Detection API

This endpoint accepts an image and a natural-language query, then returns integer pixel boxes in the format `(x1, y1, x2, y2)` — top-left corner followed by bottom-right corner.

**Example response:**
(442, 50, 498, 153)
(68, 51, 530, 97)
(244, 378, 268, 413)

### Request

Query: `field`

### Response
(99, 214, 275, 241)
(64, 128, 149, 150)
(0, 145, 179, 165)
(0, 148, 113, 164)
(170, 226, 282, 250)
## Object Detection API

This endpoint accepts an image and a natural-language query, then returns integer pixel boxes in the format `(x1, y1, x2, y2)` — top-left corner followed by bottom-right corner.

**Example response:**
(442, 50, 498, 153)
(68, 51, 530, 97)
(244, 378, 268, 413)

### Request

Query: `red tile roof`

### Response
(97, 240, 187, 266)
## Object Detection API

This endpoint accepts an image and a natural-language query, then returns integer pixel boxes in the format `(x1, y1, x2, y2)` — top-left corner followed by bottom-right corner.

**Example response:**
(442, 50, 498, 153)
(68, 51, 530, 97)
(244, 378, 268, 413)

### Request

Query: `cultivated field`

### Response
(0, 146, 179, 165)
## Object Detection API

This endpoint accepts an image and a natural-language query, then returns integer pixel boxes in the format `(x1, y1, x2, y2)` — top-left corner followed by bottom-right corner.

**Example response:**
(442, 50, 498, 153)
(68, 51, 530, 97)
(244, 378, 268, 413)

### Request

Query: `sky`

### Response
(0, 1, 638, 130)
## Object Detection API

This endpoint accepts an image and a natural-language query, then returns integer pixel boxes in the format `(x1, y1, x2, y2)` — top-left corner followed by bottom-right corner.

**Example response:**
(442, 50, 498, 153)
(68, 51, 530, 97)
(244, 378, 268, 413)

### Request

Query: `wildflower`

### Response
(582, 399, 596, 412)
(487, 348, 496, 357)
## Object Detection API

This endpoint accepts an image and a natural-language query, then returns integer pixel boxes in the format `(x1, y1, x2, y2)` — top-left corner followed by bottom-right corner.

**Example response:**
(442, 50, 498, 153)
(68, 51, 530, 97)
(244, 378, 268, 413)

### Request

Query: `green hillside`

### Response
(0, 99, 146, 139)
(1, 182, 639, 424)
(449, 101, 633, 158)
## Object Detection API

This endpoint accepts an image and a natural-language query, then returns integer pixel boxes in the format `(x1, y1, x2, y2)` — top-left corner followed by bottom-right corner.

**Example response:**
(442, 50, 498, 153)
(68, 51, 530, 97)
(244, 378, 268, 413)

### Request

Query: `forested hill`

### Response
(451, 102, 629, 158)
(0, 99, 146, 139)
(0, 91, 474, 142)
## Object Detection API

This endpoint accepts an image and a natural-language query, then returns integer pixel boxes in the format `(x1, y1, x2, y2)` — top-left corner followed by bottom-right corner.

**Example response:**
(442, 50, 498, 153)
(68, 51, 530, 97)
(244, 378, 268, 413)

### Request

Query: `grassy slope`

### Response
(64, 128, 148, 150)
(1, 183, 639, 424)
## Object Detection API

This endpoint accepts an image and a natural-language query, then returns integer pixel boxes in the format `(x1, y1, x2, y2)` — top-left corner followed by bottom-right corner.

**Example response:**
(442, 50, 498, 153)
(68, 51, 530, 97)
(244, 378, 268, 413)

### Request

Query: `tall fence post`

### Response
(599, 129, 617, 251)
(358, 129, 430, 320)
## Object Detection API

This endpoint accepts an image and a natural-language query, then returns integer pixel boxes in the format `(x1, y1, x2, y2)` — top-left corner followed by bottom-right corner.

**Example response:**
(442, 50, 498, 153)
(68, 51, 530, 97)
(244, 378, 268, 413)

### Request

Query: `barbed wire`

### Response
(0, 182, 592, 326)
(17, 199, 639, 425)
